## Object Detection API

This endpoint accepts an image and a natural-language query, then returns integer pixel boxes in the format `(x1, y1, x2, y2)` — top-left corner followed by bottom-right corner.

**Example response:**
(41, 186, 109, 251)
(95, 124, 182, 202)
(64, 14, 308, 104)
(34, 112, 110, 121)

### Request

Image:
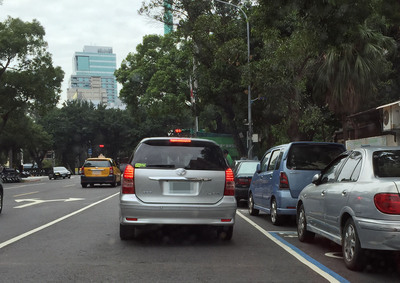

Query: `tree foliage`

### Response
(0, 17, 64, 135)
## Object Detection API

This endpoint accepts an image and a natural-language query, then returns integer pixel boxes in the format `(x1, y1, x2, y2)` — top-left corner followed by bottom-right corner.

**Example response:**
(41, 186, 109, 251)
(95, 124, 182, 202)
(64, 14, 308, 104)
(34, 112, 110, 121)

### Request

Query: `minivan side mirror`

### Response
(312, 174, 320, 185)
(256, 163, 261, 173)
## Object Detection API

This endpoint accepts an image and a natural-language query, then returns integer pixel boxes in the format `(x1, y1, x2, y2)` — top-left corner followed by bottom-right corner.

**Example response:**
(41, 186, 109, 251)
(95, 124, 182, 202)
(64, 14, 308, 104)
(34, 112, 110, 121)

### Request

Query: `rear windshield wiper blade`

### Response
(145, 164, 175, 168)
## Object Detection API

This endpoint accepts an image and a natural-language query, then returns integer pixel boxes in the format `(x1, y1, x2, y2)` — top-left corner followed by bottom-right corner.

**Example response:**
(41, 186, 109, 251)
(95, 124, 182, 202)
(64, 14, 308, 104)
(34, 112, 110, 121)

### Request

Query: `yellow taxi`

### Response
(80, 155, 121, 188)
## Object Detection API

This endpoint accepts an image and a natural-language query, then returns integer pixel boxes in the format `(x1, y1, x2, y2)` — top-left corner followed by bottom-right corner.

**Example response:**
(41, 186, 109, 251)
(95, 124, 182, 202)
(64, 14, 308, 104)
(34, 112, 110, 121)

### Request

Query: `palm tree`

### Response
(317, 22, 396, 139)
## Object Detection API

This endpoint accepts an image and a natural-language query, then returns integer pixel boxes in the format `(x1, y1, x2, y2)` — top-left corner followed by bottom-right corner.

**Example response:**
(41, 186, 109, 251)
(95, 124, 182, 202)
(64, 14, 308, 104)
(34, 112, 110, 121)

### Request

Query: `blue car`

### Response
(248, 142, 345, 225)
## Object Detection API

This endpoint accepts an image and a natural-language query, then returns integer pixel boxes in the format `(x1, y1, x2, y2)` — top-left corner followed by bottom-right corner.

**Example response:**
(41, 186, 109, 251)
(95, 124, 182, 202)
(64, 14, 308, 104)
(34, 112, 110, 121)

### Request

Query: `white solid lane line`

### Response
(237, 211, 349, 283)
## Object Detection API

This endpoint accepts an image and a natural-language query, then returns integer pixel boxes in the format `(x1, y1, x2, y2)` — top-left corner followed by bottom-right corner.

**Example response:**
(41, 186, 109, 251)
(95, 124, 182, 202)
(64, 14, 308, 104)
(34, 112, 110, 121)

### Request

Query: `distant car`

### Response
(49, 166, 71, 179)
(80, 157, 121, 188)
(119, 137, 237, 240)
(233, 160, 258, 202)
(248, 142, 346, 225)
(297, 146, 400, 271)
(0, 178, 3, 214)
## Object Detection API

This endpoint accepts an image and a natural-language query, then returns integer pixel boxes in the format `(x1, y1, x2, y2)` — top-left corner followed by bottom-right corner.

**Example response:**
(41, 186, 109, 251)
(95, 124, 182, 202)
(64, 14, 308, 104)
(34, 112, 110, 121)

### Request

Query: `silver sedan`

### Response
(296, 146, 400, 271)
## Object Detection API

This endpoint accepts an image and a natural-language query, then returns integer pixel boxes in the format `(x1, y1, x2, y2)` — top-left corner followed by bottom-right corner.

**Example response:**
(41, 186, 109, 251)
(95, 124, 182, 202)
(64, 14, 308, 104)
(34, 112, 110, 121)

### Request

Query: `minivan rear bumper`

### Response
(276, 190, 297, 215)
(120, 194, 237, 225)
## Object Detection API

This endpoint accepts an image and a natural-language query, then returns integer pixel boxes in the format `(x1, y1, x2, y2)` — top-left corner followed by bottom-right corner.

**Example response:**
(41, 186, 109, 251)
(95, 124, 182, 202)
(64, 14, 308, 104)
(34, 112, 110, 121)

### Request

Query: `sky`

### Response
(0, 0, 164, 103)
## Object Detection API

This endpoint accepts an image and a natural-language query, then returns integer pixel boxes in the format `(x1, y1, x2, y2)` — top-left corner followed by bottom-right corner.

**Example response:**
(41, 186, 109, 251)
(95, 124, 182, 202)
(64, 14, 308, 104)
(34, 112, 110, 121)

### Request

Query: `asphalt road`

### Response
(0, 176, 399, 282)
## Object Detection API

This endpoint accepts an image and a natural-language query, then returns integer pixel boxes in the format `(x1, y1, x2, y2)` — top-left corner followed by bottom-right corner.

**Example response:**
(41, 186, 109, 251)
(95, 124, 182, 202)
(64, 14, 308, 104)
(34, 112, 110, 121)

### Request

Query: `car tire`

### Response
(270, 199, 283, 226)
(120, 224, 135, 240)
(48, 176, 52, 180)
(297, 203, 315, 242)
(217, 226, 233, 241)
(0, 189, 3, 214)
(111, 181, 117, 188)
(248, 193, 259, 216)
(342, 218, 365, 271)
(81, 184, 87, 188)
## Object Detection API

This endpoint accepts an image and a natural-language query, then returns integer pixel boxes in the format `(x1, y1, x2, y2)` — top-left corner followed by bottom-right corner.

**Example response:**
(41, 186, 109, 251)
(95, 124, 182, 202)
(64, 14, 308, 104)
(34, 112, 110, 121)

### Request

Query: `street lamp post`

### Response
(213, 0, 252, 159)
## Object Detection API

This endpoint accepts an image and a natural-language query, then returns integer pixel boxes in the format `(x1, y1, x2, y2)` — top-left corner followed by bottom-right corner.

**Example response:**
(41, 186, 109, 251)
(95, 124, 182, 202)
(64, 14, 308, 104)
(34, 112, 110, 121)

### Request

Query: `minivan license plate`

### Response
(169, 182, 193, 194)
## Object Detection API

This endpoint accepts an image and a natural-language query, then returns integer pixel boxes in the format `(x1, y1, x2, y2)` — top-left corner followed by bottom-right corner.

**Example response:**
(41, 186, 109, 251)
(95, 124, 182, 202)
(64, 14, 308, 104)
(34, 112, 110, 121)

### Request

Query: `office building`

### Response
(67, 45, 123, 108)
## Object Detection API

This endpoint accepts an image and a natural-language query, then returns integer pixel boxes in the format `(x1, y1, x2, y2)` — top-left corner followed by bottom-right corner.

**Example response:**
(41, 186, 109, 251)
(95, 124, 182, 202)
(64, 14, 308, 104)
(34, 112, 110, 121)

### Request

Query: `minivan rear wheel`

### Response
(248, 193, 259, 216)
(271, 199, 283, 226)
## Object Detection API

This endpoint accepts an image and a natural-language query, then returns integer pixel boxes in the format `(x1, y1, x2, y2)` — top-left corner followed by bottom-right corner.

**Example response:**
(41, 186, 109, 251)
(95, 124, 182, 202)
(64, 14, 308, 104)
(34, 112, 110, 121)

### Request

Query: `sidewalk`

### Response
(22, 176, 49, 182)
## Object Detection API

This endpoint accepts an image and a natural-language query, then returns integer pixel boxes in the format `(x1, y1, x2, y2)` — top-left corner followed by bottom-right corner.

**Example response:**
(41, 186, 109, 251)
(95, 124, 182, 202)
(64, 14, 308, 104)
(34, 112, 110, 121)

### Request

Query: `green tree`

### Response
(0, 17, 64, 134)
(139, 1, 252, 156)
(40, 100, 140, 171)
(115, 34, 193, 134)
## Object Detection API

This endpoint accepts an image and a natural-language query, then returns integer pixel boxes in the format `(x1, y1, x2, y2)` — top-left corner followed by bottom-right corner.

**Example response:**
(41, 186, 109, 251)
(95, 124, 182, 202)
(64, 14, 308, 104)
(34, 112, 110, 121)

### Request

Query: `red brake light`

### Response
(122, 164, 135, 194)
(80, 167, 84, 175)
(374, 193, 400, 214)
(224, 168, 235, 196)
(279, 172, 289, 189)
(170, 138, 191, 143)
(237, 178, 251, 186)
(109, 166, 114, 175)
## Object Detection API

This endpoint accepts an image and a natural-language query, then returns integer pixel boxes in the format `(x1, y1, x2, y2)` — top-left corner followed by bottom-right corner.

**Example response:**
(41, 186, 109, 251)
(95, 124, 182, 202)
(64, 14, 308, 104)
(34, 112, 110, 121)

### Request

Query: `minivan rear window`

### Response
(132, 140, 227, 170)
(287, 144, 345, 170)
(373, 150, 400, 177)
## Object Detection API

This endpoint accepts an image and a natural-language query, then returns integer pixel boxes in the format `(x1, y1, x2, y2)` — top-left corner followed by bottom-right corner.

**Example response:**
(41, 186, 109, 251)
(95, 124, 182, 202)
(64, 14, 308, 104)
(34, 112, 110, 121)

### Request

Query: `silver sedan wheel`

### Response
(342, 218, 365, 270)
(297, 204, 314, 242)
(343, 223, 356, 262)
(297, 207, 306, 237)
(0, 189, 3, 213)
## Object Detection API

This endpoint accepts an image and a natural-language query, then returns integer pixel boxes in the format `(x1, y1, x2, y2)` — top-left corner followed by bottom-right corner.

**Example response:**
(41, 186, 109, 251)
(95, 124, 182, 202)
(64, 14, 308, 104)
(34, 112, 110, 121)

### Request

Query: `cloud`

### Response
(1, 0, 164, 102)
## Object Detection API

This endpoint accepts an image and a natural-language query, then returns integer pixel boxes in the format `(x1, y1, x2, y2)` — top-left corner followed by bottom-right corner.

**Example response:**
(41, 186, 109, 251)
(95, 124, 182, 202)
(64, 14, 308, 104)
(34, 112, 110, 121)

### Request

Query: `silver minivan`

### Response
(119, 137, 237, 240)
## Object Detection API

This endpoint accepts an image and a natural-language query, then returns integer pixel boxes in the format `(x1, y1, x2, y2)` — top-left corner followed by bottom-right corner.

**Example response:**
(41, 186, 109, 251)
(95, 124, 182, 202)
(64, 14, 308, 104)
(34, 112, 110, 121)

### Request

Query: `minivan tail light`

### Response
(80, 167, 84, 175)
(374, 193, 400, 214)
(279, 172, 289, 189)
(122, 164, 135, 194)
(109, 166, 114, 175)
(224, 168, 235, 196)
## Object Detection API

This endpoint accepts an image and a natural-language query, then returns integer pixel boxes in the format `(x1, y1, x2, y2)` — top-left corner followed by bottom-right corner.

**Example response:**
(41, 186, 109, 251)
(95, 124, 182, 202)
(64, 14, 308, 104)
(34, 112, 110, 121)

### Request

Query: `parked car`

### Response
(49, 166, 71, 179)
(119, 137, 237, 240)
(297, 146, 400, 271)
(80, 156, 121, 188)
(248, 142, 345, 225)
(0, 178, 3, 214)
(233, 160, 259, 203)
(1, 167, 21, 183)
